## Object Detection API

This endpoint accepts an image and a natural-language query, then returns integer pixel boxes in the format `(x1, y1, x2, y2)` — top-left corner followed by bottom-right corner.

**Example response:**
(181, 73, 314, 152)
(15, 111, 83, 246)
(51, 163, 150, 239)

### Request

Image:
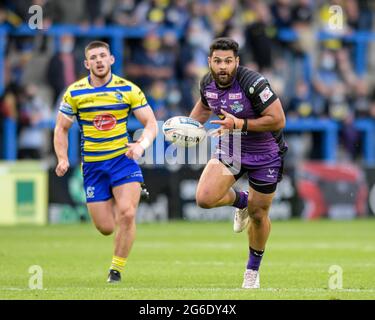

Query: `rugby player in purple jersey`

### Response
(189, 38, 288, 289)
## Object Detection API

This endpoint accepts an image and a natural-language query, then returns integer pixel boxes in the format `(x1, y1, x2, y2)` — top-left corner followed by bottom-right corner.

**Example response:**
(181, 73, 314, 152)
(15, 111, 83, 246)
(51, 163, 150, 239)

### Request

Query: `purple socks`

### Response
(233, 191, 248, 209)
(247, 247, 264, 271)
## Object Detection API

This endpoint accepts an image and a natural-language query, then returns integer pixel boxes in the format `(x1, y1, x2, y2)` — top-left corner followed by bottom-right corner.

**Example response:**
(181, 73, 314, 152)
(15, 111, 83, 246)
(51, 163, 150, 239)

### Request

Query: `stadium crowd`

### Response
(0, 0, 375, 164)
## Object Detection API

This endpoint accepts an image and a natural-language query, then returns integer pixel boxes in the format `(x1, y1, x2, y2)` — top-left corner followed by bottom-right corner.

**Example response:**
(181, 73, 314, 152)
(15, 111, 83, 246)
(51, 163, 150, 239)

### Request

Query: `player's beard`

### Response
(92, 65, 110, 79)
(210, 65, 237, 88)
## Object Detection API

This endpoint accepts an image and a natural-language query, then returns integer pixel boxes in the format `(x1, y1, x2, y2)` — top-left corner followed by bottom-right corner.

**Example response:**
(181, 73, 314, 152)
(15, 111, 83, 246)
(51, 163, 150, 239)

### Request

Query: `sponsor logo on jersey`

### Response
(206, 91, 218, 99)
(252, 76, 265, 88)
(128, 170, 143, 178)
(114, 80, 125, 85)
(77, 98, 95, 106)
(229, 93, 242, 100)
(249, 76, 265, 95)
(259, 86, 273, 103)
(230, 101, 244, 113)
(73, 83, 86, 88)
(60, 102, 74, 114)
(93, 113, 117, 131)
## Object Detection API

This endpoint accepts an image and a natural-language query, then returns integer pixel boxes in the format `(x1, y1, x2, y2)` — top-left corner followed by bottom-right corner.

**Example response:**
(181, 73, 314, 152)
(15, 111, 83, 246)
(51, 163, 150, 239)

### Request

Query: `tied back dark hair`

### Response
(209, 38, 239, 57)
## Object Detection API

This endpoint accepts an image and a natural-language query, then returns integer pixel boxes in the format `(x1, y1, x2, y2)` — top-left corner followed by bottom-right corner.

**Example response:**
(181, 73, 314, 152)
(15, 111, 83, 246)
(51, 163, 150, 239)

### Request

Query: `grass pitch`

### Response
(0, 219, 374, 300)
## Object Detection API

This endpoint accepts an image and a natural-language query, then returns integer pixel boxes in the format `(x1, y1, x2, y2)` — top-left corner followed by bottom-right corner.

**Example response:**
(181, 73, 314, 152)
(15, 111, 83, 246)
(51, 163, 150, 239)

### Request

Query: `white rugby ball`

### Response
(162, 116, 206, 147)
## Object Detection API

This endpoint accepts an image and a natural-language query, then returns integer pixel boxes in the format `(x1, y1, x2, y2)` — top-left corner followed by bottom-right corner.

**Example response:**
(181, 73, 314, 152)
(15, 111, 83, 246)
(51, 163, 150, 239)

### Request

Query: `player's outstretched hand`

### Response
(210, 109, 243, 136)
(125, 142, 145, 160)
(56, 159, 70, 177)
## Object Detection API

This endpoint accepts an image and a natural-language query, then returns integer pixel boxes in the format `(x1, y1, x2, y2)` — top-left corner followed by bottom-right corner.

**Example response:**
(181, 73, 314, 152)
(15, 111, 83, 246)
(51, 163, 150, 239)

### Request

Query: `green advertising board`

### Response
(0, 161, 48, 225)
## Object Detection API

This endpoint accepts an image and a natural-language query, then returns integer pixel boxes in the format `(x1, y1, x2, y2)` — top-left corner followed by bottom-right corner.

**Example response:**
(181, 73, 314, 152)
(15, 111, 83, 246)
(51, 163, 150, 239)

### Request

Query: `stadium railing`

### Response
(0, 24, 183, 96)
(4, 117, 375, 166)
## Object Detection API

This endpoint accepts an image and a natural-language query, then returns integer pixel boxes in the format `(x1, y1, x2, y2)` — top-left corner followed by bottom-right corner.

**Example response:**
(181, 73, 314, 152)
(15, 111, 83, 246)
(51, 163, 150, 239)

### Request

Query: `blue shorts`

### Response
(82, 154, 144, 203)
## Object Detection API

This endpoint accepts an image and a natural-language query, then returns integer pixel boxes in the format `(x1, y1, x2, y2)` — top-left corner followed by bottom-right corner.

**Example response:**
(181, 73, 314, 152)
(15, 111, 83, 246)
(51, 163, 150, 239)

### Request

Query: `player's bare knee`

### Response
(196, 195, 215, 209)
(117, 206, 137, 225)
(248, 208, 269, 226)
(196, 189, 217, 208)
(96, 223, 115, 236)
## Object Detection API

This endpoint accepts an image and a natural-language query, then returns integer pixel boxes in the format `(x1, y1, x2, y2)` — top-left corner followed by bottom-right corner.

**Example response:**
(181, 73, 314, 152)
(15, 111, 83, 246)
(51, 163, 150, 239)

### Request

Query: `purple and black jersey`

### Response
(200, 66, 288, 183)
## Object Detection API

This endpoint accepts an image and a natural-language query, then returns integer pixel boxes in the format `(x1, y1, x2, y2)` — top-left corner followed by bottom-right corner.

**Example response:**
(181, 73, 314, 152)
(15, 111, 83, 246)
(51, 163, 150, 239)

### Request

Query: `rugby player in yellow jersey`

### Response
(53, 41, 158, 283)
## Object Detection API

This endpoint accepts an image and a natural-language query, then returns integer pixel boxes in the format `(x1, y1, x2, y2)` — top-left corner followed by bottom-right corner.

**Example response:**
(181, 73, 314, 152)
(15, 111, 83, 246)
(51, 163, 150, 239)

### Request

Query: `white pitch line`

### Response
(151, 261, 375, 268)
(1, 287, 375, 294)
(136, 242, 375, 251)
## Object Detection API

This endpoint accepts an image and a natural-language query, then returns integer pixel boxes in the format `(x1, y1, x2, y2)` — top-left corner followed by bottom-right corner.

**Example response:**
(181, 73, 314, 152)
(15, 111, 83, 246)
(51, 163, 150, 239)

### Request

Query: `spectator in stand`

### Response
(18, 84, 51, 159)
(126, 31, 175, 90)
(335, 48, 372, 119)
(288, 80, 314, 118)
(161, 31, 195, 111)
(0, 85, 18, 157)
(85, 0, 106, 26)
(369, 90, 375, 119)
(270, 0, 294, 53)
(146, 80, 185, 121)
(47, 34, 80, 103)
(182, 1, 214, 81)
(343, 0, 373, 67)
(165, 84, 185, 117)
(164, 0, 190, 30)
(135, 0, 170, 28)
(244, 1, 275, 73)
(207, 0, 236, 36)
(46, 0, 86, 25)
(110, 0, 140, 26)
(351, 78, 371, 118)
(291, 0, 315, 56)
(312, 47, 360, 160)
(271, 0, 293, 29)
(345, 0, 373, 32)
(312, 48, 342, 116)
(285, 80, 314, 166)
(146, 80, 168, 121)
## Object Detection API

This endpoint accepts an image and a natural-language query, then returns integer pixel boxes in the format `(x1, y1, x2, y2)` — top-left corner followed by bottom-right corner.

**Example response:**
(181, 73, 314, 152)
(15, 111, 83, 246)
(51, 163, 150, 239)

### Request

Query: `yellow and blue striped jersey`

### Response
(59, 73, 149, 162)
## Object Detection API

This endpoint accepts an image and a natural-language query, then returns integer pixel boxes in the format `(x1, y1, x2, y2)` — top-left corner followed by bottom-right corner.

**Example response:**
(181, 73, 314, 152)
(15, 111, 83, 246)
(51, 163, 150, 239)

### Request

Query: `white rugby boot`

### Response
(242, 269, 260, 289)
(233, 207, 249, 233)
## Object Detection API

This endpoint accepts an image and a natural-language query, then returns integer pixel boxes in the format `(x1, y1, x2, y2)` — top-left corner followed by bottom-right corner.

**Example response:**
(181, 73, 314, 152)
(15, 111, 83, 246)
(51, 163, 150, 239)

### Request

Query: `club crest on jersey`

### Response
(230, 101, 244, 113)
(206, 91, 218, 99)
(115, 90, 123, 102)
(93, 113, 117, 131)
(86, 186, 95, 199)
